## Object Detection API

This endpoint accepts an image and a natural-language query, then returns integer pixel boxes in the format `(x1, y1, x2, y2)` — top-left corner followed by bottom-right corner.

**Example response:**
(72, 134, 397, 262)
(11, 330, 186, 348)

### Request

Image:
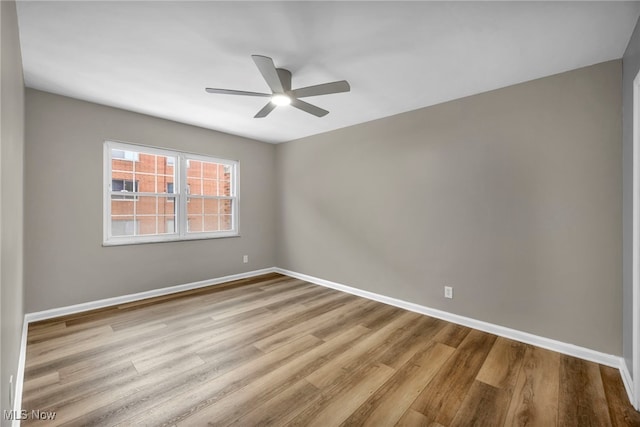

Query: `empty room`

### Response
(3, 0, 640, 425)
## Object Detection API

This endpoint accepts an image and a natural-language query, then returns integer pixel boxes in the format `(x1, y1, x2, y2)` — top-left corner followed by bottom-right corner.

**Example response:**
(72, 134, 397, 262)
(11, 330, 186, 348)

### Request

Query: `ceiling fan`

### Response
(205, 55, 350, 118)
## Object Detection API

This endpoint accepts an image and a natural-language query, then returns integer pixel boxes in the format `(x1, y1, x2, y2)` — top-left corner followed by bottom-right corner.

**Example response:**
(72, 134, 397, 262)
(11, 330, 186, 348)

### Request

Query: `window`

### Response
(104, 141, 239, 245)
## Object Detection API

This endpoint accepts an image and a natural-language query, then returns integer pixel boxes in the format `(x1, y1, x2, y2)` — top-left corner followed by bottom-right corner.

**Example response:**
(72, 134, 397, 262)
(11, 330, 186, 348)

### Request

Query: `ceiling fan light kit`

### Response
(205, 55, 350, 118)
(271, 94, 291, 106)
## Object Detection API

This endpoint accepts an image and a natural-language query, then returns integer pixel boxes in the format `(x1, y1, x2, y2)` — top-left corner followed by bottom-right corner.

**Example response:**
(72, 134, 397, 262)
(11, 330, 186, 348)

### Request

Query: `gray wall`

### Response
(24, 90, 276, 313)
(623, 16, 640, 380)
(1, 0, 25, 421)
(276, 60, 622, 355)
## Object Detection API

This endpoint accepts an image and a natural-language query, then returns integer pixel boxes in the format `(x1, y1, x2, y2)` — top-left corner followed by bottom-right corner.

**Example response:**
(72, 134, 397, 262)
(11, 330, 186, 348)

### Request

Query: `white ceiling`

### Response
(16, 1, 640, 144)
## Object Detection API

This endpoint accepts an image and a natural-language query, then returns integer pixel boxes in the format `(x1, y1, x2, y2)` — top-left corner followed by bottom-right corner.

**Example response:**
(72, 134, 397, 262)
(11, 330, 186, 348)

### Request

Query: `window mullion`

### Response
(179, 153, 187, 238)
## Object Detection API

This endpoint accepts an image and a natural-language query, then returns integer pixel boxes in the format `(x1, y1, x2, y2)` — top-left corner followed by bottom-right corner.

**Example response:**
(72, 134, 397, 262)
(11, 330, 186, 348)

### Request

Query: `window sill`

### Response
(102, 233, 240, 247)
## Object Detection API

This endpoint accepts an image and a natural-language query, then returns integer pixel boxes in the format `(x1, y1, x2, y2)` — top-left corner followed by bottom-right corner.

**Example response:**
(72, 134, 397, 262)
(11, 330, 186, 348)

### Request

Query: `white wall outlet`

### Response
(444, 286, 453, 299)
(243, 255, 248, 263)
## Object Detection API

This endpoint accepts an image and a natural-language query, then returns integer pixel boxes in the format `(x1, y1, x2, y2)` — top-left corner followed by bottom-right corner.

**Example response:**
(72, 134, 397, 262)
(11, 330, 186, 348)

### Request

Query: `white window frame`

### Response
(103, 141, 239, 246)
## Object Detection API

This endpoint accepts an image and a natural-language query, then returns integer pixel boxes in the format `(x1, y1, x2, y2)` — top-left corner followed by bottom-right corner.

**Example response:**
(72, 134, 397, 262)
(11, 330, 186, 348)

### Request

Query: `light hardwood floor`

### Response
(22, 273, 640, 426)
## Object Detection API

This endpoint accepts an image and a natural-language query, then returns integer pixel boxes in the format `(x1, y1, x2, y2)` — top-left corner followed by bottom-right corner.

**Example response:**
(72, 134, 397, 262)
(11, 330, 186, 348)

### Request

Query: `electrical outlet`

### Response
(444, 286, 453, 299)
(243, 255, 248, 263)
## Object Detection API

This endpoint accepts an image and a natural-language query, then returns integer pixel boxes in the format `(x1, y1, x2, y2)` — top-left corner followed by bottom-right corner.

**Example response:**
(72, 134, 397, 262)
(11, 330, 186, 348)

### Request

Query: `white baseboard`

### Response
(274, 268, 622, 369)
(620, 359, 636, 409)
(25, 267, 277, 323)
(12, 317, 29, 427)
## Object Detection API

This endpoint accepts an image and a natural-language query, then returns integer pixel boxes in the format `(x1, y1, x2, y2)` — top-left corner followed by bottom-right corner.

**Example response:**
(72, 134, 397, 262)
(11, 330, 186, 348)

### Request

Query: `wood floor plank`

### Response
(309, 299, 381, 340)
(225, 378, 319, 427)
(120, 333, 325, 426)
(395, 409, 427, 427)
(376, 315, 446, 370)
(46, 288, 336, 382)
(409, 329, 497, 425)
(476, 336, 527, 391)
(54, 308, 266, 383)
(306, 311, 418, 389)
(341, 342, 454, 426)
(25, 322, 168, 378)
(63, 334, 322, 426)
(289, 363, 396, 427)
(432, 322, 471, 348)
(27, 324, 114, 358)
(22, 371, 59, 393)
(600, 365, 640, 426)
(558, 356, 612, 427)
(262, 286, 334, 313)
(172, 325, 374, 426)
(190, 294, 358, 363)
(395, 409, 443, 427)
(27, 322, 66, 344)
(361, 304, 404, 330)
(208, 282, 325, 321)
(503, 346, 560, 427)
(222, 325, 377, 427)
(253, 296, 368, 353)
(23, 361, 139, 411)
(21, 273, 631, 426)
(449, 380, 511, 427)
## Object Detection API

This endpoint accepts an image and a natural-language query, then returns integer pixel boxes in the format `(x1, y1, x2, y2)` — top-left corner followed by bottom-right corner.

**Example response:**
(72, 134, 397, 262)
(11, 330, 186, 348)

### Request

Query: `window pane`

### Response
(111, 196, 134, 215)
(112, 180, 124, 192)
(203, 198, 219, 214)
(187, 215, 203, 233)
(187, 214, 220, 233)
(204, 215, 220, 232)
(187, 197, 203, 215)
(111, 195, 176, 237)
(135, 195, 157, 217)
(160, 196, 176, 216)
(187, 177, 202, 195)
(111, 149, 177, 196)
(187, 159, 202, 178)
(186, 159, 234, 197)
(155, 175, 171, 194)
(112, 172, 134, 183)
(219, 180, 231, 196)
(112, 149, 139, 161)
(219, 199, 232, 215)
(220, 164, 232, 196)
(185, 198, 234, 234)
(202, 179, 217, 196)
(112, 179, 138, 199)
(220, 215, 233, 231)
(112, 219, 138, 236)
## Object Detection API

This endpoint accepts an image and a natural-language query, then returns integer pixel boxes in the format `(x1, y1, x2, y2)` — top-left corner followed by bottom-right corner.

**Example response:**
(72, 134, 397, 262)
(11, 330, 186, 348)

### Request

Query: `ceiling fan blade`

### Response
(252, 55, 285, 94)
(291, 81, 351, 98)
(254, 102, 277, 118)
(205, 88, 270, 97)
(291, 98, 329, 117)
